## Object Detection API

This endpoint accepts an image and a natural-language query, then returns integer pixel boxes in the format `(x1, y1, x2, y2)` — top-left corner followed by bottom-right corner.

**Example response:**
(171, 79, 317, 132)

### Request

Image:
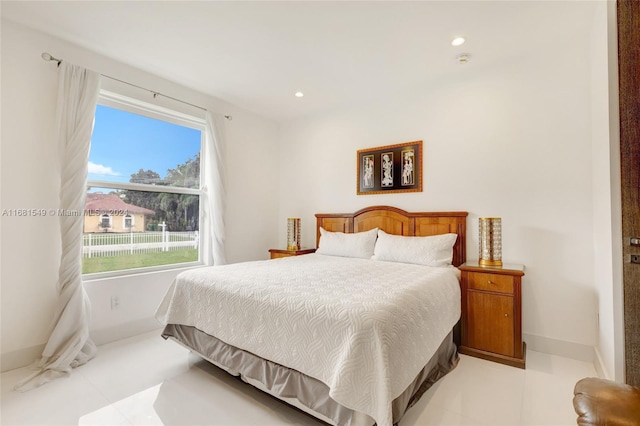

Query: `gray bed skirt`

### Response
(162, 324, 459, 426)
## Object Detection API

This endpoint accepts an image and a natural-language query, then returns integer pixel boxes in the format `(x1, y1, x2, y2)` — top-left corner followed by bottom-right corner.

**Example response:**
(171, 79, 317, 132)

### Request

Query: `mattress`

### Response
(155, 254, 461, 426)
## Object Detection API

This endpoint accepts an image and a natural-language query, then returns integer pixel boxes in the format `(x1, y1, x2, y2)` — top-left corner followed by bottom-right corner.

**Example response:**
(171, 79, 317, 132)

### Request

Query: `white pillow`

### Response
(372, 230, 458, 267)
(316, 227, 378, 259)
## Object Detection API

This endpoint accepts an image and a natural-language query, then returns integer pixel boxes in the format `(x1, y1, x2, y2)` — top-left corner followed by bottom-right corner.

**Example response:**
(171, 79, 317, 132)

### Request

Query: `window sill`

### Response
(82, 261, 206, 282)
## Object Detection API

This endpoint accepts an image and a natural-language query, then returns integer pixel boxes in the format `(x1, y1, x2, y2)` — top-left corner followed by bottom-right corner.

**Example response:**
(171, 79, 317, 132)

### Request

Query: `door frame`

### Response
(617, 0, 640, 386)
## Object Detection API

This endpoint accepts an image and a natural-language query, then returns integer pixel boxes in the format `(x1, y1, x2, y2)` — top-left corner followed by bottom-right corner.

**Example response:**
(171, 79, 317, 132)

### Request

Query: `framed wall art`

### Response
(357, 140, 422, 195)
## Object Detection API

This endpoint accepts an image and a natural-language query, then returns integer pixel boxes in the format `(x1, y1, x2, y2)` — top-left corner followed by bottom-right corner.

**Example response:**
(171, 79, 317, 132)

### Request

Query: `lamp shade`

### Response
(479, 217, 502, 266)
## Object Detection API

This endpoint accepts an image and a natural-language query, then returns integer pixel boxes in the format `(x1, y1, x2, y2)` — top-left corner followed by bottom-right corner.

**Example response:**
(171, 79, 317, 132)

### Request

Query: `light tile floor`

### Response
(1, 330, 597, 426)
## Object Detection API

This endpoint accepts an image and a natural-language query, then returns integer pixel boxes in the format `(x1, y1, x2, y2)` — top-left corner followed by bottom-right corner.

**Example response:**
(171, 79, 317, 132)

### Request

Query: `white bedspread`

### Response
(155, 254, 460, 426)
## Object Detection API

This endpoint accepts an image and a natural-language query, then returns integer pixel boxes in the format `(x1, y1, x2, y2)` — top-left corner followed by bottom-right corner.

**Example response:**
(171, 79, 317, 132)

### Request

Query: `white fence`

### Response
(83, 231, 198, 258)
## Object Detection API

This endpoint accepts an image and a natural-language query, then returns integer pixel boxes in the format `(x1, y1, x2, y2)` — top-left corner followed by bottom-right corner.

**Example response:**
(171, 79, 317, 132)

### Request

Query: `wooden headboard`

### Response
(316, 206, 468, 267)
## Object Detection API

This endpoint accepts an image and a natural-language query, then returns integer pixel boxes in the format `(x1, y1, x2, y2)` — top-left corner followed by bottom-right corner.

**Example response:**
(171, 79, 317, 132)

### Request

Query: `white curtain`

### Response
(203, 111, 227, 266)
(15, 62, 100, 391)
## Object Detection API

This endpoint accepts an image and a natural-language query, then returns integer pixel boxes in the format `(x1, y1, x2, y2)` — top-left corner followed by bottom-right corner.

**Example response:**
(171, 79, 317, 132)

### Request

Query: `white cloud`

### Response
(88, 161, 120, 176)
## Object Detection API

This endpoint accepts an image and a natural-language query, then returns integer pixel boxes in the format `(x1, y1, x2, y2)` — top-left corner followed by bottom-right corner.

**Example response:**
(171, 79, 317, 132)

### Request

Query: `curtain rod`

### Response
(41, 52, 232, 120)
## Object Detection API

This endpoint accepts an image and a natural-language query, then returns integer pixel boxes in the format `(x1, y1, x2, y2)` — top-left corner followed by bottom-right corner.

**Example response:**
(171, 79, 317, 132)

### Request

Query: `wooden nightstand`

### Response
(268, 248, 316, 259)
(459, 262, 526, 369)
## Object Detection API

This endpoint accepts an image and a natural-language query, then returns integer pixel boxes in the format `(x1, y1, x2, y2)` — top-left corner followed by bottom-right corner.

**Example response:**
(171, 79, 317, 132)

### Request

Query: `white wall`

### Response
(278, 21, 601, 357)
(589, 0, 619, 381)
(603, 0, 624, 382)
(2, 6, 620, 373)
(0, 20, 280, 371)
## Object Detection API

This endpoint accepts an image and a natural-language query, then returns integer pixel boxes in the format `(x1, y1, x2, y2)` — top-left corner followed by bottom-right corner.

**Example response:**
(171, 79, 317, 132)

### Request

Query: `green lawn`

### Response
(82, 249, 199, 274)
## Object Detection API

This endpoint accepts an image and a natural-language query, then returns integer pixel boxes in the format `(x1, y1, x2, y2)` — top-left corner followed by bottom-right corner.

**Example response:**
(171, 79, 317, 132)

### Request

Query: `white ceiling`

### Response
(1, 1, 597, 122)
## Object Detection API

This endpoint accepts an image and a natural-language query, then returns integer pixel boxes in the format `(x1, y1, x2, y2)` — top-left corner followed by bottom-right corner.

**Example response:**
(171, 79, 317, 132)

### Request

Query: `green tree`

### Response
(123, 169, 162, 223)
(165, 154, 200, 189)
(123, 158, 200, 232)
(129, 168, 162, 185)
(160, 155, 200, 231)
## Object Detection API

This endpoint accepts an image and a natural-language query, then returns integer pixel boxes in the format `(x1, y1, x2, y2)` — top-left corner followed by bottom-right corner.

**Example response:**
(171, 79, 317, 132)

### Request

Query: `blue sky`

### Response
(88, 105, 201, 184)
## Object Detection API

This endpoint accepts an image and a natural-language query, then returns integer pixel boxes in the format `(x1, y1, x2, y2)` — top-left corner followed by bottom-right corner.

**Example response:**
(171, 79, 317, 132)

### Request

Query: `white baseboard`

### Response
(0, 317, 162, 373)
(593, 346, 611, 380)
(523, 333, 609, 379)
(0, 343, 45, 373)
(523, 333, 595, 363)
(90, 317, 163, 346)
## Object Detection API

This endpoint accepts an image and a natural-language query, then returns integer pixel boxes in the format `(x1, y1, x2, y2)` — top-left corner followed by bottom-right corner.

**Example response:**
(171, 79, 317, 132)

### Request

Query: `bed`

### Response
(155, 206, 468, 426)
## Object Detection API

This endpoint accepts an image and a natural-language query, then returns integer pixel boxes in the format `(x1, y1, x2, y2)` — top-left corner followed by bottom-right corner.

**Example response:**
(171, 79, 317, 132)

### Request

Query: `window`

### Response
(100, 214, 112, 230)
(123, 214, 133, 230)
(84, 91, 204, 276)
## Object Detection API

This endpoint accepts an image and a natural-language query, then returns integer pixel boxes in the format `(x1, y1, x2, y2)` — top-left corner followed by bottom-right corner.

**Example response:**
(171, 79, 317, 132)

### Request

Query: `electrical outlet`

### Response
(111, 296, 121, 310)
(631, 254, 640, 264)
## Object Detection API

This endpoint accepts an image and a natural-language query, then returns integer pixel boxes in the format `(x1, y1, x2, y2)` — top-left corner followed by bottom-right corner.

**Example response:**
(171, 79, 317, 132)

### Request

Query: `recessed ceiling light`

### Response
(295, 91, 304, 98)
(456, 54, 470, 64)
(451, 37, 465, 47)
